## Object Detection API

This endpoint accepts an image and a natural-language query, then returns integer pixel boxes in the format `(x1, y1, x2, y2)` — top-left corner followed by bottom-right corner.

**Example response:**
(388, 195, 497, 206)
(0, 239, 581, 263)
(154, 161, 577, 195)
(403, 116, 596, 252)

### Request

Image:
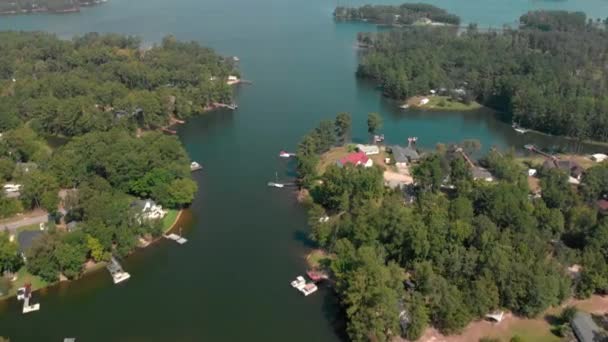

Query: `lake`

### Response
(1, 0, 608, 340)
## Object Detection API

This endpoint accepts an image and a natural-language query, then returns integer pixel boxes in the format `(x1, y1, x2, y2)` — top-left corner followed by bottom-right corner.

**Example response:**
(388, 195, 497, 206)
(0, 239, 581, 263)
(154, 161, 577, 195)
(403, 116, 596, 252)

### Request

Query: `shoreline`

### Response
(0, 208, 187, 301)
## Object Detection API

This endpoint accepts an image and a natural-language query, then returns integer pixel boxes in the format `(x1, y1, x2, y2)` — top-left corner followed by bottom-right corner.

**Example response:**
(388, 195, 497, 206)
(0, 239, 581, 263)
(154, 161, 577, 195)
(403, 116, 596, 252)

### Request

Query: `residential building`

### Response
(356, 144, 380, 156)
(390, 145, 420, 167)
(337, 151, 373, 168)
(131, 199, 167, 221)
(571, 311, 606, 342)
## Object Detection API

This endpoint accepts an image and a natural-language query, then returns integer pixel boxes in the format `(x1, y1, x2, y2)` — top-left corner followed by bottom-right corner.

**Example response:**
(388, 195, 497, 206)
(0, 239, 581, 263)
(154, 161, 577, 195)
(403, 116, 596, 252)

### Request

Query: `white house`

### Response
(356, 144, 380, 156)
(132, 199, 167, 221)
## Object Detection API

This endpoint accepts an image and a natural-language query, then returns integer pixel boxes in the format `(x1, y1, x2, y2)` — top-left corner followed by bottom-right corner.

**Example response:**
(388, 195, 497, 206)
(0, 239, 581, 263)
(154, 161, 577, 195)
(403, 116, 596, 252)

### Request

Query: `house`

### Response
(543, 159, 585, 183)
(227, 75, 240, 85)
(472, 167, 494, 182)
(356, 144, 380, 156)
(3, 183, 22, 198)
(131, 199, 167, 221)
(591, 153, 608, 163)
(337, 151, 373, 168)
(571, 311, 606, 342)
(390, 146, 420, 167)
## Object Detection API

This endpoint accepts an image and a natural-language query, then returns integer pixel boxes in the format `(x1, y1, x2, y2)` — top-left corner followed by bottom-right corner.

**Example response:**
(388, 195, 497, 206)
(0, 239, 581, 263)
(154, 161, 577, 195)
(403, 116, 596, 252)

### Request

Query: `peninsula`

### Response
(0, 0, 107, 15)
(356, 10, 608, 142)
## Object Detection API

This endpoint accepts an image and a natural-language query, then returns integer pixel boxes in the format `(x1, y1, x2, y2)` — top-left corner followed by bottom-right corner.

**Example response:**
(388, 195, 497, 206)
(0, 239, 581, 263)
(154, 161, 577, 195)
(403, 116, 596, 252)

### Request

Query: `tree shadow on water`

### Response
(293, 230, 316, 248)
(321, 284, 349, 342)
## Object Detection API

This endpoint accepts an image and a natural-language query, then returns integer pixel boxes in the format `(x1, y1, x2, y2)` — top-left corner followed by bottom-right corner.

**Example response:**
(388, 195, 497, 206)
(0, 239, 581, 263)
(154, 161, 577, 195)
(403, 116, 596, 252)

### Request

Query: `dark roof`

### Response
(17, 230, 44, 253)
(391, 146, 420, 163)
(571, 312, 605, 342)
(598, 199, 608, 212)
(543, 159, 584, 177)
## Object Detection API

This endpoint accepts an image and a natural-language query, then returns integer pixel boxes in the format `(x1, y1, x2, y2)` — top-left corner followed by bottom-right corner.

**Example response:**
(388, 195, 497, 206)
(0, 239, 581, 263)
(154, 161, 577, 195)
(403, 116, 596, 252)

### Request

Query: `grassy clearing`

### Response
(317, 146, 351, 174)
(504, 323, 562, 342)
(407, 95, 484, 111)
(516, 154, 596, 170)
(1, 267, 49, 299)
(306, 249, 334, 269)
(162, 209, 179, 231)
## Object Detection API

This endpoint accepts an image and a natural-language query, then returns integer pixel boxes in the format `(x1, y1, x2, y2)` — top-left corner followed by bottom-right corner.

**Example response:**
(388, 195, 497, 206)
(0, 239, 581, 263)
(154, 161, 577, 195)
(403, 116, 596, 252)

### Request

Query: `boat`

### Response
(512, 123, 529, 134)
(22, 303, 40, 314)
(300, 283, 318, 296)
(267, 172, 285, 188)
(279, 150, 294, 158)
(16, 287, 26, 301)
(306, 270, 329, 282)
(290, 276, 306, 289)
(190, 161, 203, 172)
(399, 104, 410, 109)
(233, 56, 240, 62)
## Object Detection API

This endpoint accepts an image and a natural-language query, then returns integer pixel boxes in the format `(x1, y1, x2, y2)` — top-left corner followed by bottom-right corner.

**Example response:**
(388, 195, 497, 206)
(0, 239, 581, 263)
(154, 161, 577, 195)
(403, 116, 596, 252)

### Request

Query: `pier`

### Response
(212, 102, 238, 110)
(18, 284, 40, 314)
(107, 256, 131, 284)
(164, 233, 188, 245)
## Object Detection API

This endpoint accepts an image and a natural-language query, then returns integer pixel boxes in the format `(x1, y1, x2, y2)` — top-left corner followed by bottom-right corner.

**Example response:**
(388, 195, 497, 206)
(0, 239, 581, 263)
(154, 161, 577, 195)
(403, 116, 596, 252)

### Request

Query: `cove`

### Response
(1, 0, 608, 341)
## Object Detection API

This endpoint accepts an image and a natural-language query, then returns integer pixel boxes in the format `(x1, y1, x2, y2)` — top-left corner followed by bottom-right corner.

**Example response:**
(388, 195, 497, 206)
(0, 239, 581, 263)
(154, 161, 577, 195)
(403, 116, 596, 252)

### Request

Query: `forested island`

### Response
(357, 10, 608, 142)
(297, 114, 608, 341)
(0, 0, 106, 15)
(334, 3, 460, 26)
(0, 32, 234, 292)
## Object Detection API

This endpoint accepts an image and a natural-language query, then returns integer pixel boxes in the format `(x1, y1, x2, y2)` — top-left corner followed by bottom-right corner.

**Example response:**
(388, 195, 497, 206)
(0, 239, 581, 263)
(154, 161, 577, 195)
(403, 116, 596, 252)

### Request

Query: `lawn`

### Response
(407, 95, 484, 111)
(317, 146, 351, 174)
(516, 154, 596, 170)
(1, 267, 49, 299)
(162, 209, 179, 231)
(306, 249, 334, 269)
(505, 323, 563, 342)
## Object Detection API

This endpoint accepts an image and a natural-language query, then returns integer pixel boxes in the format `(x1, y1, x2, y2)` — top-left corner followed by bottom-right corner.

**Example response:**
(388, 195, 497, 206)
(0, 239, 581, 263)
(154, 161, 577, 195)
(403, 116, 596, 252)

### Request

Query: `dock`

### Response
(164, 233, 188, 244)
(107, 256, 131, 284)
(19, 284, 40, 314)
(212, 102, 238, 110)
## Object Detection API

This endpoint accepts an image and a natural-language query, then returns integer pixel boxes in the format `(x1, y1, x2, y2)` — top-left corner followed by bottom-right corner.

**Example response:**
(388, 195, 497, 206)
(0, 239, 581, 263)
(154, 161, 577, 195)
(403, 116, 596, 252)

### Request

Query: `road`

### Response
(0, 213, 49, 232)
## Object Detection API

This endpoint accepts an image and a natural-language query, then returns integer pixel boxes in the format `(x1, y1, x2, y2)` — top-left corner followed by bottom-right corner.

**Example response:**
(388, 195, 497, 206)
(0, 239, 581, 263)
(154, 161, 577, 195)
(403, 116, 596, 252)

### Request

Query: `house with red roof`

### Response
(337, 151, 374, 168)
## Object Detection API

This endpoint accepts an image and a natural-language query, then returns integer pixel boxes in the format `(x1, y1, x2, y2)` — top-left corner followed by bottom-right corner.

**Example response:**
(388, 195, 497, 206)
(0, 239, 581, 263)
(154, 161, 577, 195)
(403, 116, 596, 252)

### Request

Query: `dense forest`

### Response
(0, 31, 235, 136)
(297, 115, 608, 341)
(0, 0, 105, 14)
(334, 3, 460, 26)
(357, 10, 608, 142)
(0, 32, 222, 284)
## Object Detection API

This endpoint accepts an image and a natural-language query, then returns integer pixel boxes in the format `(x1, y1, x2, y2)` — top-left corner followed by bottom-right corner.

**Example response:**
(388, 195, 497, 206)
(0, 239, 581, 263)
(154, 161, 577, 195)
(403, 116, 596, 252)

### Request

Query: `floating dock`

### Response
(107, 256, 131, 284)
(290, 275, 318, 296)
(164, 233, 188, 244)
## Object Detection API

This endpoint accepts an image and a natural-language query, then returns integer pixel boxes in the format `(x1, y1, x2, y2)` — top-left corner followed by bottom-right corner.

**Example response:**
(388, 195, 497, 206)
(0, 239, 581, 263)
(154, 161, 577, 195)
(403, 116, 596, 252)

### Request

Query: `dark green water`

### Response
(1, 0, 608, 341)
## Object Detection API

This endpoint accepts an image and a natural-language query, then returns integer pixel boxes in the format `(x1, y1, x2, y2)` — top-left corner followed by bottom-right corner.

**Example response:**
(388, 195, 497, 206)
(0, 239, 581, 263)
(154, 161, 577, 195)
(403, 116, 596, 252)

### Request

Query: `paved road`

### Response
(1, 214, 49, 232)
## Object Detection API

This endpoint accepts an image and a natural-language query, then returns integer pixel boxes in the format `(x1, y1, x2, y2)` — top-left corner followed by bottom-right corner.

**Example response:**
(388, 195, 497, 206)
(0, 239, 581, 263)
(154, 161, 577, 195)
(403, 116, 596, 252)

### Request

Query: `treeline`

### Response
(300, 120, 608, 340)
(356, 10, 608, 142)
(0, 0, 105, 14)
(0, 32, 220, 284)
(334, 3, 460, 26)
(0, 32, 235, 136)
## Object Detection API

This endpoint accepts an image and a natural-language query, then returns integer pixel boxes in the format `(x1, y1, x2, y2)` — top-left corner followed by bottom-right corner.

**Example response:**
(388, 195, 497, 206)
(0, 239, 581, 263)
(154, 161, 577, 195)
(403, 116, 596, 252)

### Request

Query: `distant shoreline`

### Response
(0, 0, 107, 16)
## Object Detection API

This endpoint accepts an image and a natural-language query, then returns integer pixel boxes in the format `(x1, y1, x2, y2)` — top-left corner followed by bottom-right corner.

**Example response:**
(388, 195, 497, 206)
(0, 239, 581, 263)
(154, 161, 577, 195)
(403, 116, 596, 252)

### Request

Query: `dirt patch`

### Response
(384, 171, 413, 188)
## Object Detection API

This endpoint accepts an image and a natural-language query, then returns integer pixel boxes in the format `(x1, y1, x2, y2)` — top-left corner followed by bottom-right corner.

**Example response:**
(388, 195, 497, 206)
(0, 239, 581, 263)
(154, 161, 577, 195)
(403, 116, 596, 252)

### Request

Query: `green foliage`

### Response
(0, 31, 235, 135)
(580, 163, 608, 202)
(356, 11, 608, 141)
(313, 165, 384, 212)
(0, 196, 24, 219)
(335, 3, 460, 26)
(0, 232, 22, 274)
(335, 112, 352, 144)
(26, 233, 61, 282)
(560, 306, 577, 323)
(367, 112, 383, 135)
(541, 169, 576, 211)
(413, 154, 446, 192)
(19, 170, 59, 212)
(405, 292, 429, 340)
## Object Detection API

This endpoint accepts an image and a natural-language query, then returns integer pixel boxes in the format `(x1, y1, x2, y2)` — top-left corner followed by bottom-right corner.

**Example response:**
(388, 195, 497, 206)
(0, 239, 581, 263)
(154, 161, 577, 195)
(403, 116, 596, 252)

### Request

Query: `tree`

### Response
(413, 154, 446, 192)
(405, 292, 429, 340)
(541, 169, 575, 210)
(335, 112, 352, 144)
(86, 235, 105, 262)
(26, 234, 60, 282)
(19, 170, 59, 212)
(367, 112, 383, 135)
(55, 241, 86, 279)
(314, 120, 337, 153)
(157, 178, 198, 208)
(0, 232, 22, 274)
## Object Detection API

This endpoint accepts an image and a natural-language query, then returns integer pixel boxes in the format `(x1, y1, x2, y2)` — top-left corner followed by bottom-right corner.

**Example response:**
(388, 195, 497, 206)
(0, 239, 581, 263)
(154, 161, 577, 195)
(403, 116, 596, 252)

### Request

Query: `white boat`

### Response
(400, 104, 410, 109)
(190, 161, 202, 171)
(111, 271, 131, 284)
(300, 283, 318, 296)
(279, 151, 294, 158)
(268, 182, 284, 188)
(107, 257, 131, 284)
(291, 276, 306, 289)
(512, 123, 529, 134)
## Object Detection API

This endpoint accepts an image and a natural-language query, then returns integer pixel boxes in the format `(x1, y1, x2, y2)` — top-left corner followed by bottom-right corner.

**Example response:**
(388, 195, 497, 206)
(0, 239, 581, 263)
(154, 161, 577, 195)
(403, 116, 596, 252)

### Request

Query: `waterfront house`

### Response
(571, 311, 606, 342)
(542, 159, 584, 184)
(337, 151, 373, 168)
(472, 167, 494, 182)
(390, 146, 420, 167)
(131, 199, 167, 221)
(356, 144, 380, 156)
